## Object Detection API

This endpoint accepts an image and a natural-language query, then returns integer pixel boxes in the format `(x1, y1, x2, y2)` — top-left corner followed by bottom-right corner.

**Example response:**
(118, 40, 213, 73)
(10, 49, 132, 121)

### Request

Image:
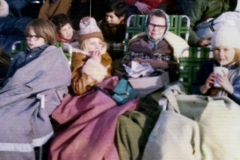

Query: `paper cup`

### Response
(213, 67, 229, 87)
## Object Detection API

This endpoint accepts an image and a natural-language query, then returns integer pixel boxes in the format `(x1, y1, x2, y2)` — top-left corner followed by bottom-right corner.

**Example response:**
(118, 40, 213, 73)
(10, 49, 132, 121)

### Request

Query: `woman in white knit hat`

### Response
(191, 23, 240, 104)
(70, 16, 112, 95)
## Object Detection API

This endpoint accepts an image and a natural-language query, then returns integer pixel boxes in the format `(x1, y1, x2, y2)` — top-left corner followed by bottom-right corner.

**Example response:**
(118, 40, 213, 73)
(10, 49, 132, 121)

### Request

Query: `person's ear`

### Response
(119, 14, 125, 22)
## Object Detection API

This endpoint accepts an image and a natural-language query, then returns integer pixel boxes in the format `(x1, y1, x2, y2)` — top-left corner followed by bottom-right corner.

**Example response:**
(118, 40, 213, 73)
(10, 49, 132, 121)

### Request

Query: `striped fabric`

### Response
(124, 14, 190, 55)
(11, 41, 72, 65)
(179, 47, 213, 94)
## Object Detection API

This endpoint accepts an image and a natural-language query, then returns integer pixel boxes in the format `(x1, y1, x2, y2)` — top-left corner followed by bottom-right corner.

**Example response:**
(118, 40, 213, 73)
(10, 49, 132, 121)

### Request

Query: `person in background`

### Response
(38, 0, 72, 20)
(186, 0, 238, 47)
(0, 48, 11, 85)
(51, 13, 77, 43)
(71, 16, 112, 95)
(98, 0, 130, 61)
(191, 24, 240, 105)
(0, 18, 71, 159)
(0, 0, 32, 54)
(122, 9, 188, 82)
(124, 0, 177, 15)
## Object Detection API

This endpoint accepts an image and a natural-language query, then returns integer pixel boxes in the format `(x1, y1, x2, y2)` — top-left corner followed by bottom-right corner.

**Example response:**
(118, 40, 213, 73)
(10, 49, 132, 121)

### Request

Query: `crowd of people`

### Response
(0, 0, 240, 159)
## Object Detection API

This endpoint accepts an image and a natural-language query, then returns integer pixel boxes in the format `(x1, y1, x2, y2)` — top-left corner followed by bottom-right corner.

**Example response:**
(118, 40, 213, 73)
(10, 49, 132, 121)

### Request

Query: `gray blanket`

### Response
(0, 46, 71, 160)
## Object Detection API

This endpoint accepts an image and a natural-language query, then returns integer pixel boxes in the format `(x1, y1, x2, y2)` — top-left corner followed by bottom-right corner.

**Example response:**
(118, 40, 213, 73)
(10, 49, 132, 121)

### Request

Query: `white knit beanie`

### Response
(0, 0, 9, 17)
(78, 16, 103, 44)
(211, 23, 240, 49)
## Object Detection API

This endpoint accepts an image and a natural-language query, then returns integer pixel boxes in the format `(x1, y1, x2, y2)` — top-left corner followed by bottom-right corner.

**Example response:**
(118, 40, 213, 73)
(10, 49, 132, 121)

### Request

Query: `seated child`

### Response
(51, 13, 77, 43)
(98, 0, 129, 60)
(0, 18, 71, 159)
(71, 16, 112, 95)
(191, 24, 240, 104)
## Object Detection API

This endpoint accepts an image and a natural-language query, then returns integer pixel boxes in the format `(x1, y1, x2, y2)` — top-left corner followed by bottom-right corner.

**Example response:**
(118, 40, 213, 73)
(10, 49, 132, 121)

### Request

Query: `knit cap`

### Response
(211, 22, 240, 50)
(78, 17, 103, 44)
(0, 0, 9, 17)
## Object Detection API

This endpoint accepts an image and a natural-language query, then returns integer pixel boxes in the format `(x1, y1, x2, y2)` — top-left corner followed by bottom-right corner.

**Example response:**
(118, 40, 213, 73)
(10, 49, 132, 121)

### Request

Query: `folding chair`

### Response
(179, 47, 213, 94)
(11, 41, 73, 65)
(124, 14, 190, 55)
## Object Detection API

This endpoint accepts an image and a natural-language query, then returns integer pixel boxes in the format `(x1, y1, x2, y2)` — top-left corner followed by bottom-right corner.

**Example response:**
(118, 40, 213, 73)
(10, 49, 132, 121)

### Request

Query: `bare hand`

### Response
(198, 39, 211, 47)
(215, 70, 233, 94)
(133, 57, 143, 64)
(200, 72, 215, 94)
(134, 1, 151, 14)
(90, 51, 101, 63)
(143, 59, 167, 69)
(205, 72, 215, 89)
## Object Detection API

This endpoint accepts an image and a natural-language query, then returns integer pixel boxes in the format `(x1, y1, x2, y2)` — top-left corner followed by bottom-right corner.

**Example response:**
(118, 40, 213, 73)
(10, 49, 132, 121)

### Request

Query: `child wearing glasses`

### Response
(71, 16, 112, 95)
(0, 19, 71, 159)
(122, 9, 188, 82)
(191, 24, 240, 104)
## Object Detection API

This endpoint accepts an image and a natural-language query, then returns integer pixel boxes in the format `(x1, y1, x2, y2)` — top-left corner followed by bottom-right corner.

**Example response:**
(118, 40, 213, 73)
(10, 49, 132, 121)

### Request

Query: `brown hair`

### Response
(0, 48, 11, 68)
(26, 19, 57, 45)
(51, 13, 73, 34)
(233, 48, 240, 65)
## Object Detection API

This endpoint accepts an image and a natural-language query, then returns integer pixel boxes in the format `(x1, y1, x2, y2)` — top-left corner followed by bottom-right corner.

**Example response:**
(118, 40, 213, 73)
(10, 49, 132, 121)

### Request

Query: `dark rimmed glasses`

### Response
(148, 23, 166, 30)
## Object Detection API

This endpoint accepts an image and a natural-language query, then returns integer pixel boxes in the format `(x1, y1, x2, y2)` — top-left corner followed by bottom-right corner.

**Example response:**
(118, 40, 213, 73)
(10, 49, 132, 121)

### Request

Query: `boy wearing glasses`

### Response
(122, 9, 186, 82)
(0, 19, 71, 159)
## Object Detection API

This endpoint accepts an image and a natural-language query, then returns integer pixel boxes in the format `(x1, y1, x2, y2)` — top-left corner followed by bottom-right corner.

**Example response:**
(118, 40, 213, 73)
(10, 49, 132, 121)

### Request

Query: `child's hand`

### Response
(90, 51, 101, 63)
(205, 72, 215, 89)
(200, 72, 215, 94)
(215, 71, 234, 94)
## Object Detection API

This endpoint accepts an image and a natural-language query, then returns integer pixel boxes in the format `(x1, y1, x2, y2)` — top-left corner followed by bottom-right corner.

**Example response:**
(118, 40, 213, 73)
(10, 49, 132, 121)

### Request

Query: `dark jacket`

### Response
(191, 59, 240, 104)
(0, 16, 32, 54)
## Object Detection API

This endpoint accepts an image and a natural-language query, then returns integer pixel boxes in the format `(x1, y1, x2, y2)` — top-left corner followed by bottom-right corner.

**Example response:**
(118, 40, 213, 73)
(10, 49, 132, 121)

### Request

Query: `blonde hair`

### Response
(80, 38, 107, 54)
(233, 48, 240, 65)
(26, 19, 57, 45)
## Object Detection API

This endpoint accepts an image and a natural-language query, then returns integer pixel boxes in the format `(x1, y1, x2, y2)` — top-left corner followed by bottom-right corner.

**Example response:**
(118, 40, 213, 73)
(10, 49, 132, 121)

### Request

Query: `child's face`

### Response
(105, 12, 124, 25)
(214, 47, 235, 66)
(26, 27, 46, 49)
(59, 23, 73, 40)
(87, 38, 102, 52)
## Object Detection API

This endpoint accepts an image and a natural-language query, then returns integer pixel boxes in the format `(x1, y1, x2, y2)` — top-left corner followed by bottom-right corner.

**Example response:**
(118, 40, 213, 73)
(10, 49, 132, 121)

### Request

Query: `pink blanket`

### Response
(49, 77, 140, 160)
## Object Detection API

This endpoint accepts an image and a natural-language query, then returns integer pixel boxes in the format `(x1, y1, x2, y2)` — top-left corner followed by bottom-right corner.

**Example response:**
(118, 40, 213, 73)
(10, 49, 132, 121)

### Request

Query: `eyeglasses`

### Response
(26, 35, 42, 41)
(148, 23, 166, 30)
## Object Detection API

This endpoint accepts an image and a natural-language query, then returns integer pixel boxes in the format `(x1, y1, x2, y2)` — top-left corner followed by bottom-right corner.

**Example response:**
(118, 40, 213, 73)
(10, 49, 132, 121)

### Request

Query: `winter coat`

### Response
(0, 0, 32, 54)
(186, 0, 237, 46)
(71, 44, 112, 95)
(98, 20, 126, 60)
(124, 0, 176, 12)
(191, 59, 240, 104)
(0, 45, 71, 160)
(38, 0, 72, 19)
(122, 31, 189, 82)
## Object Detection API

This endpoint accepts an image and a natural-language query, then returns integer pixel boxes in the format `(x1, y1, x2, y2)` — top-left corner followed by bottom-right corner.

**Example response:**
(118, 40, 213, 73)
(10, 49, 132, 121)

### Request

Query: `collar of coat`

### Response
(71, 42, 107, 56)
(128, 32, 189, 62)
